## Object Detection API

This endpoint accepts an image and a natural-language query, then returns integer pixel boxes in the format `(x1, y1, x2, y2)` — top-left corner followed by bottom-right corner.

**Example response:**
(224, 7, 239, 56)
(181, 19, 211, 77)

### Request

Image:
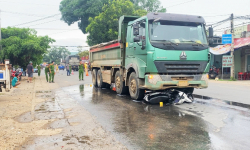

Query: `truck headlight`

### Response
(148, 75, 162, 85)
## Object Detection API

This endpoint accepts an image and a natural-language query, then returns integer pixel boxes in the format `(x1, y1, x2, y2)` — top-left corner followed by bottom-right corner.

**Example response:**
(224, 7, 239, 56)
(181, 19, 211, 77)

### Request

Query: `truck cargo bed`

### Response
(90, 40, 123, 67)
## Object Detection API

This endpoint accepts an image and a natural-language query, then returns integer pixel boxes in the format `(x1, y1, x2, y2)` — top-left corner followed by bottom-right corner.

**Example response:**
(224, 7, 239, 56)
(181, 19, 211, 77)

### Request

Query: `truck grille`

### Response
(165, 64, 200, 73)
(154, 61, 207, 74)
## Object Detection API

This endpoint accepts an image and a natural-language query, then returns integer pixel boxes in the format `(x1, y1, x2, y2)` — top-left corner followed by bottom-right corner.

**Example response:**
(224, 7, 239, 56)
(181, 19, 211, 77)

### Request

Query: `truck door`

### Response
(133, 21, 147, 55)
(126, 25, 135, 57)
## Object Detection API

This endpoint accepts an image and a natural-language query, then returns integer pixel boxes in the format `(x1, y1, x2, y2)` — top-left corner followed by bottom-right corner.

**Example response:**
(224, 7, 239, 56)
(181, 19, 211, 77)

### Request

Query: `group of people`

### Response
(11, 61, 89, 88)
(11, 61, 34, 88)
(66, 61, 88, 81)
(44, 61, 56, 83)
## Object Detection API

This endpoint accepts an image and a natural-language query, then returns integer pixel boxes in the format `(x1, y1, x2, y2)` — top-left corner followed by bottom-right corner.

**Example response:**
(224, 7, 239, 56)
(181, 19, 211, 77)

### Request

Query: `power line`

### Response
(0, 1, 58, 6)
(30, 28, 80, 30)
(50, 45, 89, 47)
(203, 14, 231, 17)
(1, 10, 46, 17)
(11, 13, 61, 27)
(27, 19, 61, 27)
(46, 30, 78, 35)
(214, 22, 250, 31)
(166, 0, 195, 8)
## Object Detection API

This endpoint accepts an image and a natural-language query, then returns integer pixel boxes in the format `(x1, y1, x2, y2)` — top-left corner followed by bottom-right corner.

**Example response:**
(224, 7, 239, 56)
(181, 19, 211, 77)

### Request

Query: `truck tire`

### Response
(115, 71, 128, 95)
(92, 69, 98, 87)
(128, 72, 144, 100)
(97, 70, 106, 88)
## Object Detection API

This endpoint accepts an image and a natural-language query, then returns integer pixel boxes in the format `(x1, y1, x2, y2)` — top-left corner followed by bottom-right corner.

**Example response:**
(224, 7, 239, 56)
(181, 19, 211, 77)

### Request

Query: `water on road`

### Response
(56, 84, 250, 150)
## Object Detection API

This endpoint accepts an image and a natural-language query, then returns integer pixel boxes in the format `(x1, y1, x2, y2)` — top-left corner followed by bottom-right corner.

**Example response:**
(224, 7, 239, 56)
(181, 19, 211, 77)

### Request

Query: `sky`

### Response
(0, 0, 250, 51)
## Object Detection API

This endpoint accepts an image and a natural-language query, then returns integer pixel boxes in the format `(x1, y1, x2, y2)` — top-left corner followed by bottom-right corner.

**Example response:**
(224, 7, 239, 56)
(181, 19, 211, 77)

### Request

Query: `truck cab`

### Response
(90, 13, 210, 100)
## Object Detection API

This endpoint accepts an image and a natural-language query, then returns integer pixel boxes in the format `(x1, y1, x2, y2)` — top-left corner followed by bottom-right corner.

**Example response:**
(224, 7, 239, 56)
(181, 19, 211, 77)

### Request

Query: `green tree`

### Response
(131, 0, 166, 12)
(86, 0, 147, 46)
(0, 27, 55, 69)
(59, 0, 109, 34)
(43, 47, 71, 64)
(78, 50, 89, 58)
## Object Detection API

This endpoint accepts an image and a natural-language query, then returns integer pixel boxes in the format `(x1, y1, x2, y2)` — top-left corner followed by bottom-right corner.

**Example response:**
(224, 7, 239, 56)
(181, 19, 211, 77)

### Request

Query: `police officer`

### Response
(37, 65, 41, 77)
(49, 61, 55, 83)
(69, 65, 72, 75)
(79, 61, 84, 81)
(45, 64, 50, 82)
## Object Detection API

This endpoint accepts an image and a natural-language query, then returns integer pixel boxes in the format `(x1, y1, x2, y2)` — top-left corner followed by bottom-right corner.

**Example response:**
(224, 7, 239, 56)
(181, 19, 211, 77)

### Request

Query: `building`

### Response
(210, 38, 250, 79)
(224, 24, 250, 38)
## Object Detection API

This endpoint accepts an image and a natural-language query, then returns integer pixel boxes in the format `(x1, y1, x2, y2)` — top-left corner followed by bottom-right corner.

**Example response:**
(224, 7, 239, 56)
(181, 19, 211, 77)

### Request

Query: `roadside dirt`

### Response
(0, 76, 127, 150)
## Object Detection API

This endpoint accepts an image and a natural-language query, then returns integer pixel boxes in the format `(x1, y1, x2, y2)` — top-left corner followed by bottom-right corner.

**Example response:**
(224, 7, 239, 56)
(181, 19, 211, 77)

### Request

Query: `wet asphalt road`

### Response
(44, 70, 250, 150)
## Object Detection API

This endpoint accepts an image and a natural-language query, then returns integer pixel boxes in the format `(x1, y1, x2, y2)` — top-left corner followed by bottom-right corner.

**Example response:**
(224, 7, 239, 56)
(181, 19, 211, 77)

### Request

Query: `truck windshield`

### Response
(149, 21, 208, 45)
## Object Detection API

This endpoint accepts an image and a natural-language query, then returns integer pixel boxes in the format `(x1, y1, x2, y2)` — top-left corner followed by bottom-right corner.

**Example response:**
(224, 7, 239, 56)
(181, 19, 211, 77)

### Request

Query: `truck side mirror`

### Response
(133, 37, 140, 42)
(133, 24, 139, 36)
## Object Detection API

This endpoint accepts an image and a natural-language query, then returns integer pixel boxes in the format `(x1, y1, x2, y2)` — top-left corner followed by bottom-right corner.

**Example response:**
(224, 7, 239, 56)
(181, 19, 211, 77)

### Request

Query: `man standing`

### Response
(49, 61, 55, 83)
(69, 65, 72, 75)
(45, 64, 50, 82)
(79, 61, 84, 81)
(37, 65, 41, 77)
(66, 64, 70, 76)
(26, 61, 33, 83)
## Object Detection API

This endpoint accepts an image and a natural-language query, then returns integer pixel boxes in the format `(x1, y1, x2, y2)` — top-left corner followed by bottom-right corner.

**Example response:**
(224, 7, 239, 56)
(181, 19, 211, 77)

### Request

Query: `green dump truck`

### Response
(90, 12, 210, 100)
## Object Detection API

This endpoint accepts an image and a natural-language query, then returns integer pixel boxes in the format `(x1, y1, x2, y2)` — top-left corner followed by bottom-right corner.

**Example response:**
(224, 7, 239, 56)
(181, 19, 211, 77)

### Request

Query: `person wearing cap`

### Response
(26, 61, 34, 83)
(79, 61, 84, 81)
(49, 61, 55, 83)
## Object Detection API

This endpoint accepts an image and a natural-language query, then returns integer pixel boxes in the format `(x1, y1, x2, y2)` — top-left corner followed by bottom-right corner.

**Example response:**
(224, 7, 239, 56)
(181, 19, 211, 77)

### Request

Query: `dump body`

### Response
(90, 13, 210, 99)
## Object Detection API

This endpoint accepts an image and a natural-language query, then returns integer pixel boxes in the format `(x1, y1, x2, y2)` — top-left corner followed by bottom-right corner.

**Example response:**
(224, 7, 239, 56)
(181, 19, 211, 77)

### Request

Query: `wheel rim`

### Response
(130, 79, 136, 94)
(116, 76, 120, 89)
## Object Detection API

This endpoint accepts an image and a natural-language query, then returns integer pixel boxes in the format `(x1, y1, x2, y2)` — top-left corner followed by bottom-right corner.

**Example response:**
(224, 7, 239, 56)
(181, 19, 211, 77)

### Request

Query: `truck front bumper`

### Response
(143, 74, 208, 90)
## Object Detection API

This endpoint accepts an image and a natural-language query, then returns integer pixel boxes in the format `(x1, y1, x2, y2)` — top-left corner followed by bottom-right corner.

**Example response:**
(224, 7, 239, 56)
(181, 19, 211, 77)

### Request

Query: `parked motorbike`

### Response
(209, 66, 219, 79)
(11, 69, 22, 81)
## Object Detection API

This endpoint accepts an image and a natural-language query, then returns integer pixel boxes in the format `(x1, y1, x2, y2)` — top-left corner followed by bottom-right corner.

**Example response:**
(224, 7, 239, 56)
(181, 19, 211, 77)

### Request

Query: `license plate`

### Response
(179, 80, 188, 87)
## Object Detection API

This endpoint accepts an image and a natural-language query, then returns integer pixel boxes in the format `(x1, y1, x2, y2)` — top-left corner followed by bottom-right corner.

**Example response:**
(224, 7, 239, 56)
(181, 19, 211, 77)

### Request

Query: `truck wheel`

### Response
(115, 71, 128, 95)
(128, 72, 144, 100)
(92, 69, 98, 87)
(97, 70, 106, 88)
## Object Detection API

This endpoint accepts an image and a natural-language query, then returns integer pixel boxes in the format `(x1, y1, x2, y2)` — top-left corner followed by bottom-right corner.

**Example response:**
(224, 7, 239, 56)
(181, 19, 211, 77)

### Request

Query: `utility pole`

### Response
(230, 13, 235, 79)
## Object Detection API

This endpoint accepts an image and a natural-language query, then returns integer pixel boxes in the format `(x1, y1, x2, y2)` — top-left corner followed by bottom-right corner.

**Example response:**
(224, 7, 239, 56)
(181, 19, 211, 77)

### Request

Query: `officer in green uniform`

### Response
(69, 65, 72, 75)
(79, 61, 84, 81)
(37, 65, 41, 77)
(49, 61, 55, 83)
(45, 64, 50, 82)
